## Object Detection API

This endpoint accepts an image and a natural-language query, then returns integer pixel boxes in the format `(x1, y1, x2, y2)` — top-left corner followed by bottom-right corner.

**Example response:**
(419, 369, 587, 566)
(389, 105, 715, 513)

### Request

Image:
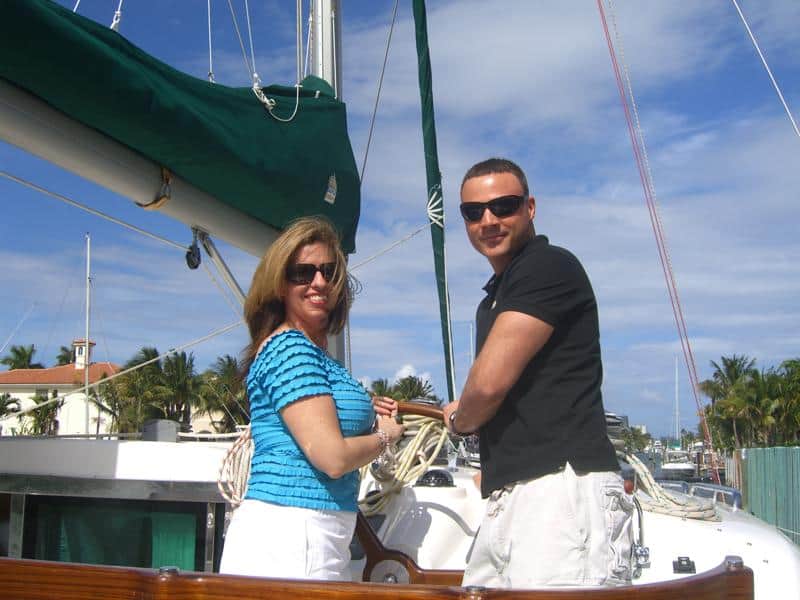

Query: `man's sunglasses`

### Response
(286, 262, 337, 285)
(459, 195, 525, 223)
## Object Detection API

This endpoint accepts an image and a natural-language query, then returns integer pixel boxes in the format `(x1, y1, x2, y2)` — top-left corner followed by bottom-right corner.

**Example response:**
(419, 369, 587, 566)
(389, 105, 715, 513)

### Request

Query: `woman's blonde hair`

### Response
(241, 216, 352, 374)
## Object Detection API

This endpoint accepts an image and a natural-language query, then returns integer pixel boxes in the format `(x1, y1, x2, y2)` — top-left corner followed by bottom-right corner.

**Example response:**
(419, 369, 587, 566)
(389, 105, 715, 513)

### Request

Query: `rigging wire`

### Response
(243, 0, 259, 84)
(360, 0, 400, 184)
(207, 0, 216, 82)
(72, 1, 81, 11)
(226, 0, 254, 77)
(0, 304, 36, 357)
(1, 169, 243, 338)
(330, 6, 339, 98)
(41, 258, 80, 365)
(88, 277, 115, 367)
(202, 261, 245, 318)
(731, 0, 800, 140)
(0, 170, 188, 252)
(597, 0, 720, 483)
(348, 222, 429, 272)
(12, 320, 243, 418)
(109, 0, 124, 32)
(303, 0, 312, 78)
(296, 0, 303, 84)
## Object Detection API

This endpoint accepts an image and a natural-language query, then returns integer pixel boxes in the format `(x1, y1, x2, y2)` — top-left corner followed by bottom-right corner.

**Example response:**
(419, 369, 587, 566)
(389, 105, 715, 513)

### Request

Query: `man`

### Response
(443, 158, 633, 588)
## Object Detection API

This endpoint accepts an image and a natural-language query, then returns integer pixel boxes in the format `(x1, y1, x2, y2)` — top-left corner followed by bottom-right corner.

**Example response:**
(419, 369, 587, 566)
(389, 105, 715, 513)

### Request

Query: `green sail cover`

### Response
(0, 0, 360, 253)
(413, 0, 456, 403)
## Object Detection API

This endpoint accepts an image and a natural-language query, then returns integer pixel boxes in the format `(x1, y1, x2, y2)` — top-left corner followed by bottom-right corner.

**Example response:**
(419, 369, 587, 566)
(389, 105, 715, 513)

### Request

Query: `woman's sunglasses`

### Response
(286, 262, 337, 285)
(459, 195, 525, 223)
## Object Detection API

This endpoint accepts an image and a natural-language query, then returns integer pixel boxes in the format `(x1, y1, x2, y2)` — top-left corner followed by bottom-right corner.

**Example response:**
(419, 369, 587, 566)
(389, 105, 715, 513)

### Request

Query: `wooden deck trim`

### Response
(0, 555, 753, 599)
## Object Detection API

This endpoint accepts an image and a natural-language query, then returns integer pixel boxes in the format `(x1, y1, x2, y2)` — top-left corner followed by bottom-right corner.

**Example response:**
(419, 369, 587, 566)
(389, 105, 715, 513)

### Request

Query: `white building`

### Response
(0, 340, 119, 436)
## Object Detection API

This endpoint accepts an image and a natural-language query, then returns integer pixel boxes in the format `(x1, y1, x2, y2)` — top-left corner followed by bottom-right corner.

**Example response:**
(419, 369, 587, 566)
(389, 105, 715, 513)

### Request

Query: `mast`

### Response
(412, 0, 457, 403)
(674, 355, 679, 446)
(310, 0, 342, 99)
(310, 0, 346, 365)
(84, 233, 91, 434)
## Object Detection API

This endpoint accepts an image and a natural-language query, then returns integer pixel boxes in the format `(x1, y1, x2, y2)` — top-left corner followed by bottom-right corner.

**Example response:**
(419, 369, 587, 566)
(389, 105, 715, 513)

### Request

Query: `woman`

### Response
(219, 216, 405, 581)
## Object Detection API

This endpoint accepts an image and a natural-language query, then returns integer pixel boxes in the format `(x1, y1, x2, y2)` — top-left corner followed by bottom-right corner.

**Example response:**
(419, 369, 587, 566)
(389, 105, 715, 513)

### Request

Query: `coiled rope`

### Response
(217, 427, 253, 507)
(217, 413, 448, 512)
(359, 414, 448, 516)
(625, 452, 717, 521)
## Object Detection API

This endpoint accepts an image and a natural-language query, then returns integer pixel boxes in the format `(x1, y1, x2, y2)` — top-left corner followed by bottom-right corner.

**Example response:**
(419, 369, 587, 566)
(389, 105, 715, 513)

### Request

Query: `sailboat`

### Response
(1, 1, 798, 599)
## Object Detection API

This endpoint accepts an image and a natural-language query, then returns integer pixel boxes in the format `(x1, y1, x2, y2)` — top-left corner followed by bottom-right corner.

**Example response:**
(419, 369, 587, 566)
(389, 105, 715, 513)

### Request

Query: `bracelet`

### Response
(375, 428, 390, 451)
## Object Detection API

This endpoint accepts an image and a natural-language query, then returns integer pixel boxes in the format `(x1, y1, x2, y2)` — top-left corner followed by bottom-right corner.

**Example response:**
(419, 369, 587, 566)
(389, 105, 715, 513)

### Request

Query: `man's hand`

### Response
(443, 400, 460, 433)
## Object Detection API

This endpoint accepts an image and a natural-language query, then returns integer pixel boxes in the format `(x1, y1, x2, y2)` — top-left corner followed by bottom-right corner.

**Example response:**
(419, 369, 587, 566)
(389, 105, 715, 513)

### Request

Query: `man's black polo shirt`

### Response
(475, 235, 618, 498)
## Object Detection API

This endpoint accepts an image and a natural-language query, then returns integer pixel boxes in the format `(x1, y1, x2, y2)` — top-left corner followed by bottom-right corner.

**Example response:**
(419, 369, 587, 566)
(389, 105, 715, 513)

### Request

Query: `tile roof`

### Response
(0, 362, 120, 386)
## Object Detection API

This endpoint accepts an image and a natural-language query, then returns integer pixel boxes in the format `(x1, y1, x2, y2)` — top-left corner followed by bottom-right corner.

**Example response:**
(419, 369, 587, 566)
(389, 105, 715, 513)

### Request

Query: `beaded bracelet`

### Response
(375, 428, 390, 451)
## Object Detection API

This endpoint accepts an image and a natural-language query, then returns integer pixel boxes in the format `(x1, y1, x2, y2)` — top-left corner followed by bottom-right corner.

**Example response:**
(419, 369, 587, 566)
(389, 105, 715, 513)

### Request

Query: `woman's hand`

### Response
(372, 395, 398, 417)
(375, 414, 405, 444)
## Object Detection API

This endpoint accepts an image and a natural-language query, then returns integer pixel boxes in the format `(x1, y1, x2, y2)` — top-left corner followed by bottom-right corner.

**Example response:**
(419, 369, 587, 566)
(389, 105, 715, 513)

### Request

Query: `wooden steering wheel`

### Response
(356, 400, 462, 585)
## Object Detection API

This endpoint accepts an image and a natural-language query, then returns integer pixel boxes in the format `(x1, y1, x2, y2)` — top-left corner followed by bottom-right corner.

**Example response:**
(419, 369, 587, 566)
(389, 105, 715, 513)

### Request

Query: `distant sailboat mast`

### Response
(84, 233, 91, 434)
(674, 356, 679, 447)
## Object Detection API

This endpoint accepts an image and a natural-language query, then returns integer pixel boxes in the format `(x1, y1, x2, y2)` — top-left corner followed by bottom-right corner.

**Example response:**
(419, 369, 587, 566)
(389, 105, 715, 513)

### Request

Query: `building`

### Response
(0, 340, 119, 436)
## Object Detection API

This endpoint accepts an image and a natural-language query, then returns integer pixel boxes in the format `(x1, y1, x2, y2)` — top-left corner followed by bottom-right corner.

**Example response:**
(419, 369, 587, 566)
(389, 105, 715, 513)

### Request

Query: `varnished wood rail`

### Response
(0, 555, 753, 599)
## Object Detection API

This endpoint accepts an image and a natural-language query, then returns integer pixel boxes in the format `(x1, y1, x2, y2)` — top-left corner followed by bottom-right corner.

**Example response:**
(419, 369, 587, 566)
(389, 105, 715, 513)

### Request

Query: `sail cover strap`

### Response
(0, 0, 360, 252)
(412, 0, 456, 403)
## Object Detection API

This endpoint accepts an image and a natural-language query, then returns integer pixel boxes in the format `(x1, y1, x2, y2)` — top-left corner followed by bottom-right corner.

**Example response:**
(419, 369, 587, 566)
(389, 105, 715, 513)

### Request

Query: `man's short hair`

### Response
(461, 158, 530, 198)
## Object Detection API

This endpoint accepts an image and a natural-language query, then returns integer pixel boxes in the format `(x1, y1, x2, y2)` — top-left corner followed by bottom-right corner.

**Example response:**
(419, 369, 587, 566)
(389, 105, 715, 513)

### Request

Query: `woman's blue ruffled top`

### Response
(244, 330, 374, 511)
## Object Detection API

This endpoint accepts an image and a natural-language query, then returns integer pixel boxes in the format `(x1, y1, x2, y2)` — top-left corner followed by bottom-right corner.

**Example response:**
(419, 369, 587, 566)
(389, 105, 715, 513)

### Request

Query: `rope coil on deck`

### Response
(624, 451, 718, 521)
(359, 414, 448, 516)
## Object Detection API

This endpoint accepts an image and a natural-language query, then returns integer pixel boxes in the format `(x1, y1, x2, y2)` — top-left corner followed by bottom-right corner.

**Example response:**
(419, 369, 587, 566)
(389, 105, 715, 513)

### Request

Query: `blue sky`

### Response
(1, 1, 799, 437)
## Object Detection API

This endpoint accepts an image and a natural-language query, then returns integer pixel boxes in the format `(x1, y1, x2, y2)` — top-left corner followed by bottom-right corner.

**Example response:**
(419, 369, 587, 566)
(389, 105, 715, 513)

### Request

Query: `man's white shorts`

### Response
(462, 463, 634, 589)
(219, 499, 356, 581)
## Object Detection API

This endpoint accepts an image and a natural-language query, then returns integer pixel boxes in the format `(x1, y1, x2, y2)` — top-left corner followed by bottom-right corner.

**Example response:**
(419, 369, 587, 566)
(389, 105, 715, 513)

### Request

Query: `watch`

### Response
(448, 411, 458, 433)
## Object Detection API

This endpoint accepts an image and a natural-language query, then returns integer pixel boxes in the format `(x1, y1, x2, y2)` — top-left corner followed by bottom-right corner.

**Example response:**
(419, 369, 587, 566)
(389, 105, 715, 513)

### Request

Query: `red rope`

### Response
(596, 0, 719, 483)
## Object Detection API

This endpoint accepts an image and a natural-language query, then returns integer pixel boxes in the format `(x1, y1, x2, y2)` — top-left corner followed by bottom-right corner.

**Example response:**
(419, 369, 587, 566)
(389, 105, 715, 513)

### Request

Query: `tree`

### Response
(1, 393, 20, 420)
(1, 344, 45, 370)
(56, 345, 74, 366)
(775, 359, 800, 444)
(393, 375, 435, 402)
(369, 378, 397, 399)
(18, 393, 62, 435)
(620, 426, 652, 453)
(700, 355, 756, 449)
(368, 375, 443, 405)
(159, 351, 201, 429)
(196, 354, 248, 433)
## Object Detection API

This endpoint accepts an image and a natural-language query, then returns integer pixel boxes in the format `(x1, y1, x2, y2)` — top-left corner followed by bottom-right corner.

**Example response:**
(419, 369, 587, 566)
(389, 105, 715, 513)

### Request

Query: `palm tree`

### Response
(745, 369, 781, 447)
(56, 345, 74, 366)
(393, 375, 436, 402)
(196, 354, 248, 432)
(771, 359, 800, 445)
(700, 355, 756, 449)
(1, 344, 45, 369)
(160, 351, 201, 429)
(1, 393, 20, 420)
(20, 393, 62, 435)
(369, 378, 398, 399)
(94, 346, 167, 434)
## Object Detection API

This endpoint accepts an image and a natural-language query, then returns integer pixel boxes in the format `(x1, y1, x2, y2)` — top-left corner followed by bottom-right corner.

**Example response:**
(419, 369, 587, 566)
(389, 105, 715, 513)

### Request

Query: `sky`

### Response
(1, 1, 799, 438)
